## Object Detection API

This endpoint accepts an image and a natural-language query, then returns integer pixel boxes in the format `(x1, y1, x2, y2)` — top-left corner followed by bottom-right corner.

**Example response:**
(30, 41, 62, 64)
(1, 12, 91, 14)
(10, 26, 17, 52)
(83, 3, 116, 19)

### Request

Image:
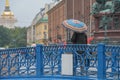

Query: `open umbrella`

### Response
(62, 19, 87, 33)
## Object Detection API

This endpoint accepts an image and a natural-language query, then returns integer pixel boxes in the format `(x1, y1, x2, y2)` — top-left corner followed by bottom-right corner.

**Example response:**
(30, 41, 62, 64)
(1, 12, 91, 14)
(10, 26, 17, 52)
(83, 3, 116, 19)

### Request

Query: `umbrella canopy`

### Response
(62, 19, 87, 33)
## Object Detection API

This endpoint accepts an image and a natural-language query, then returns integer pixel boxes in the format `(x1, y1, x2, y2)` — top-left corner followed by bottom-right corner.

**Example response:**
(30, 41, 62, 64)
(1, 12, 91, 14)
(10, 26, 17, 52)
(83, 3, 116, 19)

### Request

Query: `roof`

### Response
(37, 17, 48, 23)
(36, 17, 48, 25)
(39, 17, 48, 22)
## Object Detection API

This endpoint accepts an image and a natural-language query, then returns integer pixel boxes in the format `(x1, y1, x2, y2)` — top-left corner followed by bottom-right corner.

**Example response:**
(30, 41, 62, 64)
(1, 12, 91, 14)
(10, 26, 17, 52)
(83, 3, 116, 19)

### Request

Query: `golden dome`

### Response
(1, 11, 14, 16)
(1, 0, 14, 16)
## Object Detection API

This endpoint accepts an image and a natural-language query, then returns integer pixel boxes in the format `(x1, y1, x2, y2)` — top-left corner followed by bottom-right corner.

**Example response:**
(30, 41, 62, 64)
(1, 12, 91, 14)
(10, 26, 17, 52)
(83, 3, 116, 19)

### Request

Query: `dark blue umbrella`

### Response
(62, 19, 87, 33)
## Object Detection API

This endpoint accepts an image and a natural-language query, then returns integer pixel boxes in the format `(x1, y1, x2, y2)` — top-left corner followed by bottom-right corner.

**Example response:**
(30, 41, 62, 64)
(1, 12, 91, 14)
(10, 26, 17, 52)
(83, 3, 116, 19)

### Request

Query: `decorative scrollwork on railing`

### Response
(1, 44, 120, 79)
(43, 44, 98, 76)
(105, 45, 120, 79)
(0, 47, 36, 77)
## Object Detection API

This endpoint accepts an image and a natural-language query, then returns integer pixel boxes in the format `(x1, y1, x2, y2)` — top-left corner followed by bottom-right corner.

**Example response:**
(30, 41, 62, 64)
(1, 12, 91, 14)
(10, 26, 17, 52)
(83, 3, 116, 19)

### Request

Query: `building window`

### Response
(44, 25, 47, 30)
(44, 32, 47, 39)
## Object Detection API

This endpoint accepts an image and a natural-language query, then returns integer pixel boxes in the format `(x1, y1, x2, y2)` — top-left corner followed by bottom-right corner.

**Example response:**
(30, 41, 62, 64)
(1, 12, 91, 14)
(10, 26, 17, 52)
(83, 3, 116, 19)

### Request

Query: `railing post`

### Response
(36, 44, 43, 77)
(58, 49, 62, 75)
(97, 43, 106, 79)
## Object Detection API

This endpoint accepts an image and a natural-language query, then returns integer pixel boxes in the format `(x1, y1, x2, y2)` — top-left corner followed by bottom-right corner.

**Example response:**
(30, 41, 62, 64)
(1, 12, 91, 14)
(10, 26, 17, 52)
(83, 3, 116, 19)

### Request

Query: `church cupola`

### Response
(0, 0, 17, 28)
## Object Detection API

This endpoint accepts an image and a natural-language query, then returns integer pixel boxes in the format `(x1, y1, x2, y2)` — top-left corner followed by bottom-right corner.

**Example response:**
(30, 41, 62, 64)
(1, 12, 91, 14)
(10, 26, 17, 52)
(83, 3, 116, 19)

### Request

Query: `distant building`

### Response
(35, 17, 48, 45)
(47, 0, 66, 43)
(0, 0, 17, 29)
(27, 26, 33, 46)
(27, 3, 54, 46)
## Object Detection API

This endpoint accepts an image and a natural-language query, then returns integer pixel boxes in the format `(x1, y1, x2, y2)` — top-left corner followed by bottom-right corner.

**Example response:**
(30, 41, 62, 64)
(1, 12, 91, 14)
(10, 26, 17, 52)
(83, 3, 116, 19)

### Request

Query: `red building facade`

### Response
(47, 0, 95, 43)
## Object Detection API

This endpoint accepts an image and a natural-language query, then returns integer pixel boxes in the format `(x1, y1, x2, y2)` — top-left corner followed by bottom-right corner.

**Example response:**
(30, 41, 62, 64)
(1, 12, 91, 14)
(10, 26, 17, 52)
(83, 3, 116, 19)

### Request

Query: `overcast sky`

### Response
(0, 0, 53, 27)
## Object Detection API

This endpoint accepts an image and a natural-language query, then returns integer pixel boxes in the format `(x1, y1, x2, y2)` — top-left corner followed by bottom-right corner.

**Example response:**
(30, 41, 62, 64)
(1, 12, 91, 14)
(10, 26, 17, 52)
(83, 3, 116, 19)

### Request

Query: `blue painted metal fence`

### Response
(0, 43, 120, 80)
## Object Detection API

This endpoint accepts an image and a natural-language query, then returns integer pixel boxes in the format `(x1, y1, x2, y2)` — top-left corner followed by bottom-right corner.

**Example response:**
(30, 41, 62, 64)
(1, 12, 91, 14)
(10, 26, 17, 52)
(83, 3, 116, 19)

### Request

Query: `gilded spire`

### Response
(4, 0, 10, 11)
(5, 0, 9, 7)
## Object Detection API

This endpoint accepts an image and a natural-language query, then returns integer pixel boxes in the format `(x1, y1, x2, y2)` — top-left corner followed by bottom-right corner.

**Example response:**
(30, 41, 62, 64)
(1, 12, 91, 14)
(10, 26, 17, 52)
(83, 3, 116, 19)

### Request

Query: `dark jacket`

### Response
(71, 32, 87, 44)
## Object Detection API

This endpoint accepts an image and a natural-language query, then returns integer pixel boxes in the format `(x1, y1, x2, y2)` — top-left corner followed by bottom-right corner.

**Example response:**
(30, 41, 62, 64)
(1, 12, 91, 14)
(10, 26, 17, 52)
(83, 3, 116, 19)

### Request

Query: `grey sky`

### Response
(0, 0, 53, 27)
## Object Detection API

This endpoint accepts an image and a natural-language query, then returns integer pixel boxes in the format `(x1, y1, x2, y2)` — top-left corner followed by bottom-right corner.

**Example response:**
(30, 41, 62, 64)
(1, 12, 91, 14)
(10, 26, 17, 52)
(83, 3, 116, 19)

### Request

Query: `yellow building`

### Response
(35, 17, 48, 45)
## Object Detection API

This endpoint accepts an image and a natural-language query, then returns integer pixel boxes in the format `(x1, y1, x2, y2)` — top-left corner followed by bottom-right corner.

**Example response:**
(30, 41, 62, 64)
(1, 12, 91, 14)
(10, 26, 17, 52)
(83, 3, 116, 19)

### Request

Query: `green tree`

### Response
(0, 26, 27, 48)
(0, 26, 11, 47)
(10, 27, 27, 48)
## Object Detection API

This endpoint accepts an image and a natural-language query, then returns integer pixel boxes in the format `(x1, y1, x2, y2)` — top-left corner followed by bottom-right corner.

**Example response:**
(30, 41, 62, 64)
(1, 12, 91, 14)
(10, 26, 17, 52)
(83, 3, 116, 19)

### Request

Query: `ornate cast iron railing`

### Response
(0, 43, 120, 80)
(0, 47, 36, 78)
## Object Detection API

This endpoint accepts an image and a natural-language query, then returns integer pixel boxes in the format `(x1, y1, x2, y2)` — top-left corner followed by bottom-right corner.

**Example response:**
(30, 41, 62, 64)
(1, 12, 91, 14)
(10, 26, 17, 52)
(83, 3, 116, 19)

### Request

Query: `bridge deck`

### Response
(1, 76, 97, 80)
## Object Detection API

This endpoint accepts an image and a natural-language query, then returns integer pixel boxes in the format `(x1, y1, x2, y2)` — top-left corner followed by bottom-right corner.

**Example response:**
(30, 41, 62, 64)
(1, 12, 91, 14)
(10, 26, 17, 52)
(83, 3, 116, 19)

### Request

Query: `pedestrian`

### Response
(48, 39, 53, 46)
(62, 19, 88, 74)
(71, 32, 89, 74)
(71, 32, 87, 45)
(71, 32, 87, 54)
(57, 39, 63, 45)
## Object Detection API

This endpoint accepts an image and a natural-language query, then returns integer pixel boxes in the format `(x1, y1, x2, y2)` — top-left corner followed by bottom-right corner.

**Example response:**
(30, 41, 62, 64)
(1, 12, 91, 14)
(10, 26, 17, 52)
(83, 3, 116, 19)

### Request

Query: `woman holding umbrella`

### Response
(62, 19, 89, 73)
(62, 19, 88, 46)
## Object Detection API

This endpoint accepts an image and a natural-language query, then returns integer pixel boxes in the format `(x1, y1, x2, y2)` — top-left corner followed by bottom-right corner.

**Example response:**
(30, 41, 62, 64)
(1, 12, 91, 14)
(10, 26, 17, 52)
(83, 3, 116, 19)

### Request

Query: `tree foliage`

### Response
(0, 26, 11, 47)
(0, 26, 27, 48)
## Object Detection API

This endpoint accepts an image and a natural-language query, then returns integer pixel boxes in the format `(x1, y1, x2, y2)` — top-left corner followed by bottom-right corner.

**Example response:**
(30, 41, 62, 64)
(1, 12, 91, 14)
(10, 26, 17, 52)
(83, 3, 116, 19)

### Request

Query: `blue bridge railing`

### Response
(0, 43, 120, 80)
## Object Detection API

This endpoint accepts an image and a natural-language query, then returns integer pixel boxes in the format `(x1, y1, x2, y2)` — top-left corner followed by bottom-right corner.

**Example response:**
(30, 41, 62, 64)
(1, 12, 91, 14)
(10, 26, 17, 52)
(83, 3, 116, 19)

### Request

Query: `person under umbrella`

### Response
(62, 19, 88, 53)
(71, 32, 87, 45)
(71, 32, 90, 75)
(62, 19, 88, 54)
(62, 19, 89, 74)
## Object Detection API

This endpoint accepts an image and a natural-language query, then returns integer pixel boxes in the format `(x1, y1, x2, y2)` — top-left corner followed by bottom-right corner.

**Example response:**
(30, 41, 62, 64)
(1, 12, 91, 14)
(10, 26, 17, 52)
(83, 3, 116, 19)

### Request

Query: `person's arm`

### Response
(83, 33, 87, 44)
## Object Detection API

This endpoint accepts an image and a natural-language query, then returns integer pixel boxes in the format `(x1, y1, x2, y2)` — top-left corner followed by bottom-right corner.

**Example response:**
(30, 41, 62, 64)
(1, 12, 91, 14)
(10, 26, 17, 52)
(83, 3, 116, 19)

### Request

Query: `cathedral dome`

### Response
(2, 11, 14, 16)
(0, 0, 17, 29)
